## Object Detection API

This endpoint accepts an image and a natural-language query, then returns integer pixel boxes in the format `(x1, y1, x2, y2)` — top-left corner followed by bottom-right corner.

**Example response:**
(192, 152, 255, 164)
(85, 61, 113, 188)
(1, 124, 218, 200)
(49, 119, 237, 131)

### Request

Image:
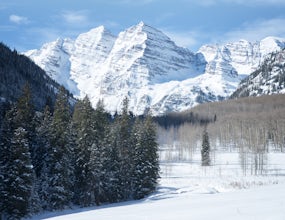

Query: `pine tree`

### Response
(132, 116, 159, 199)
(0, 84, 38, 218)
(14, 83, 34, 130)
(0, 106, 34, 219)
(130, 118, 144, 199)
(47, 86, 73, 210)
(201, 127, 211, 166)
(7, 127, 34, 218)
(0, 106, 16, 219)
(72, 96, 94, 206)
(99, 123, 121, 203)
(34, 105, 53, 210)
(89, 99, 110, 205)
(115, 97, 133, 200)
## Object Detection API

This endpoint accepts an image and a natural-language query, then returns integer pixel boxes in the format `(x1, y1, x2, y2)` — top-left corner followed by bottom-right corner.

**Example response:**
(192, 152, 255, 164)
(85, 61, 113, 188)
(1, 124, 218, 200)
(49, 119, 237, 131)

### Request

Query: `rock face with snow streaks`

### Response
(25, 22, 285, 115)
(231, 48, 285, 98)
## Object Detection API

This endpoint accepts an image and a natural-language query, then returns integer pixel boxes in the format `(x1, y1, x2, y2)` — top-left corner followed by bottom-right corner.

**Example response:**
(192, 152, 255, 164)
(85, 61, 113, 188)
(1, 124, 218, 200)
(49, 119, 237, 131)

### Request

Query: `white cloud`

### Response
(61, 10, 90, 26)
(223, 18, 285, 43)
(9, 14, 29, 25)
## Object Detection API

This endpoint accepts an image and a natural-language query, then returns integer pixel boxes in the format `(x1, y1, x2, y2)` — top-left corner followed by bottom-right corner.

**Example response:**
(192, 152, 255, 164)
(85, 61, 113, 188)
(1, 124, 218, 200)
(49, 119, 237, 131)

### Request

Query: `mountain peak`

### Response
(87, 25, 113, 36)
(129, 21, 166, 37)
(24, 23, 285, 115)
(137, 21, 145, 27)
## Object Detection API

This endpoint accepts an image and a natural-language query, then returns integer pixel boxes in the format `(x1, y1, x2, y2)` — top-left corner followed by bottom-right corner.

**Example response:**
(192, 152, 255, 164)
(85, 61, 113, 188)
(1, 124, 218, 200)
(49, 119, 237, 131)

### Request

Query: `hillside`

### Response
(0, 42, 70, 111)
(231, 48, 285, 98)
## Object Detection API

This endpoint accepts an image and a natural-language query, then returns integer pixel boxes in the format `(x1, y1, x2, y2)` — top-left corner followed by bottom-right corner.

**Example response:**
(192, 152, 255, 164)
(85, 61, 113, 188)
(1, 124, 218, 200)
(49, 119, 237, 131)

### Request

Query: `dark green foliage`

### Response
(0, 88, 35, 219)
(0, 89, 160, 217)
(4, 127, 34, 219)
(115, 97, 133, 200)
(0, 42, 68, 111)
(201, 128, 211, 166)
(72, 96, 94, 206)
(99, 124, 121, 203)
(131, 116, 159, 199)
(89, 99, 111, 205)
(154, 110, 214, 128)
(47, 87, 74, 210)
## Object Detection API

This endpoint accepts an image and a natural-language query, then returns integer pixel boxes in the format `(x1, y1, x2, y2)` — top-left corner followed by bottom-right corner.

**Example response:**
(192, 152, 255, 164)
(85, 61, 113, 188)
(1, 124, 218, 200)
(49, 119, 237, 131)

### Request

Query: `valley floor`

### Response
(28, 151, 285, 220)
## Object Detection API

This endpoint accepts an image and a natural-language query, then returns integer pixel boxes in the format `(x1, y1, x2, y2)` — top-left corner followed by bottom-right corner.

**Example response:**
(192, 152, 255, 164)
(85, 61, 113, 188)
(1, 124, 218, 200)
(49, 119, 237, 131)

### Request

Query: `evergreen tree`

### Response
(34, 105, 53, 210)
(47, 86, 73, 210)
(0, 106, 16, 219)
(0, 107, 34, 219)
(0, 84, 38, 218)
(72, 96, 94, 206)
(99, 123, 121, 203)
(7, 127, 34, 218)
(201, 127, 211, 166)
(115, 97, 133, 200)
(130, 118, 144, 199)
(14, 83, 34, 130)
(89, 99, 109, 205)
(132, 116, 159, 199)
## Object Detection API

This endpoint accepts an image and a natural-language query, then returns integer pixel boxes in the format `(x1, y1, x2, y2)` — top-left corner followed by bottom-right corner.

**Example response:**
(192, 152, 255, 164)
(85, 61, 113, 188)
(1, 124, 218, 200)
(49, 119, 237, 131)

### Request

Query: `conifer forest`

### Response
(0, 85, 159, 219)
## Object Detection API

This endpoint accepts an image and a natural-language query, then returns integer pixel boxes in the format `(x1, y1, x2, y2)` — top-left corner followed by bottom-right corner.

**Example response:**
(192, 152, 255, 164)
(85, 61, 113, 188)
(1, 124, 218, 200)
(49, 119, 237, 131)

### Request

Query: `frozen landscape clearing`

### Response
(29, 149, 285, 220)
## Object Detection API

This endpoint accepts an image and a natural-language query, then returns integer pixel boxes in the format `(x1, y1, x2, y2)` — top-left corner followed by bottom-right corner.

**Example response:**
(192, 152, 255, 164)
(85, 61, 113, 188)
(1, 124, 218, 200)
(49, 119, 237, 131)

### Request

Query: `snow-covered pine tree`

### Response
(0, 106, 16, 219)
(143, 115, 160, 194)
(34, 105, 53, 210)
(72, 96, 94, 206)
(129, 115, 160, 200)
(7, 127, 34, 218)
(115, 97, 133, 200)
(201, 127, 211, 166)
(130, 118, 144, 199)
(89, 99, 109, 205)
(47, 86, 74, 210)
(0, 84, 40, 218)
(99, 122, 121, 203)
(0, 106, 34, 219)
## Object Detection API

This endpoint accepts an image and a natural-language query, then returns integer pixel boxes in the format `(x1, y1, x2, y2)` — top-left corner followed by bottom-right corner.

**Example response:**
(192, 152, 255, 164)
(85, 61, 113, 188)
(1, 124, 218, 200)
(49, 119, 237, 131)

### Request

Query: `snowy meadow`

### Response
(29, 144, 285, 220)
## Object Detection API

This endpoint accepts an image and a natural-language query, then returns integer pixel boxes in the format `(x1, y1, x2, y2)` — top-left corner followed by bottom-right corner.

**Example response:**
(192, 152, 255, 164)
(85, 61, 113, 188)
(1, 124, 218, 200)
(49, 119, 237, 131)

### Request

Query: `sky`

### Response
(1, 0, 285, 52)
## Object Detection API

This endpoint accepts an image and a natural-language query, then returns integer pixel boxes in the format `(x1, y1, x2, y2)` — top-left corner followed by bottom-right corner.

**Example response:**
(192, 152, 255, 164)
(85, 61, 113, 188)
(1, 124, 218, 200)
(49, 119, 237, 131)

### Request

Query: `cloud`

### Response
(61, 10, 90, 26)
(223, 18, 285, 43)
(9, 14, 29, 25)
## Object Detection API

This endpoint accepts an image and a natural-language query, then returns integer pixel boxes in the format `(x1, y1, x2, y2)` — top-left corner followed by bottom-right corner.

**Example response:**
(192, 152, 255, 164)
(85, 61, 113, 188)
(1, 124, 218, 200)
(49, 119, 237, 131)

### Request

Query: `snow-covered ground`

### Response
(29, 149, 285, 220)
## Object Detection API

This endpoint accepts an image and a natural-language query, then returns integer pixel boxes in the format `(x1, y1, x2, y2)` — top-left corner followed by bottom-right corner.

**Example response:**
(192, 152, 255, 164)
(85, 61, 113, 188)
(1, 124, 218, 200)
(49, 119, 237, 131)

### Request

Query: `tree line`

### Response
(0, 42, 68, 112)
(157, 94, 285, 174)
(0, 85, 159, 219)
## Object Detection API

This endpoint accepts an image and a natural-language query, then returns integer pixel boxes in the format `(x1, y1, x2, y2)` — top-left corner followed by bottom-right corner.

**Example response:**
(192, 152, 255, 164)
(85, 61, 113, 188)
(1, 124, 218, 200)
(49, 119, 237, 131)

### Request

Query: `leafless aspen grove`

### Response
(157, 94, 285, 175)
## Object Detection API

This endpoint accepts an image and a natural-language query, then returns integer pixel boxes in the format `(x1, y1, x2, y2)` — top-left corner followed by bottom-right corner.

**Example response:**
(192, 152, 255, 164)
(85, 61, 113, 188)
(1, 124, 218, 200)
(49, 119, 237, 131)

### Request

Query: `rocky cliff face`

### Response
(231, 48, 285, 98)
(25, 23, 285, 115)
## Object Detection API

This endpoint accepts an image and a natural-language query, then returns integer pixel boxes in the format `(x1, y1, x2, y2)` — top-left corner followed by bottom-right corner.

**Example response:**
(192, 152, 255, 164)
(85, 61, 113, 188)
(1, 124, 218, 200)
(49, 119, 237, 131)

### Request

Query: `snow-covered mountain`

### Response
(25, 22, 285, 115)
(231, 48, 285, 98)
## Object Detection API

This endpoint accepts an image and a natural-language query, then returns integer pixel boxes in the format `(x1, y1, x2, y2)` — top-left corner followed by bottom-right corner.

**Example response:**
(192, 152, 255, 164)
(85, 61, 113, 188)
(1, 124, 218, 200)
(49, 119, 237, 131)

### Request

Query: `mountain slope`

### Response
(231, 48, 285, 98)
(24, 23, 285, 115)
(0, 42, 66, 110)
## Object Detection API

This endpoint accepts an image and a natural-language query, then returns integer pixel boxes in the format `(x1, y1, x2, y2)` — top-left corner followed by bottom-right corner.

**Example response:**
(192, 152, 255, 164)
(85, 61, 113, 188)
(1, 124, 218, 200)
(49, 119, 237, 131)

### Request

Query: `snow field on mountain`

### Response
(25, 23, 285, 115)
(29, 147, 285, 220)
